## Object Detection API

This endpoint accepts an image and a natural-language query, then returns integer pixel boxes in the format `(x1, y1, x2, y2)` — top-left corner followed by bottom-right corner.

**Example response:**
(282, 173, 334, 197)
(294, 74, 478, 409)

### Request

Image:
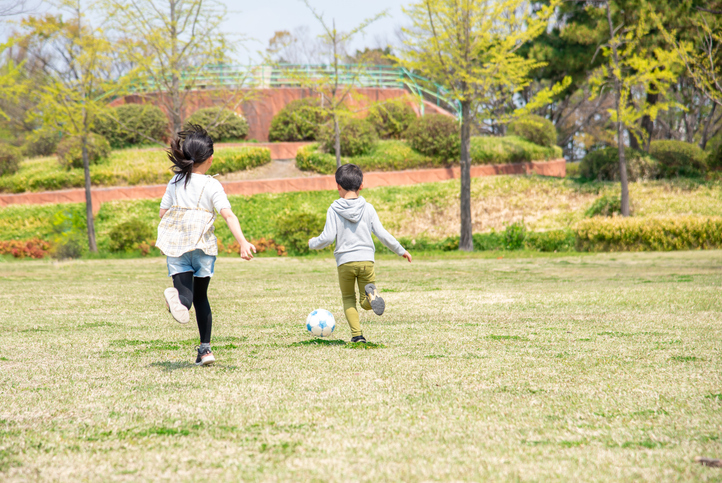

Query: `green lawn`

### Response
(2, 251, 721, 481)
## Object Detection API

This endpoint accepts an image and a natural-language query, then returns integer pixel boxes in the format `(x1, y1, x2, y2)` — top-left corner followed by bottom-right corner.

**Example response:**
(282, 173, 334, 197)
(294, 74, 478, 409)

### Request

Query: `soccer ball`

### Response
(306, 309, 336, 337)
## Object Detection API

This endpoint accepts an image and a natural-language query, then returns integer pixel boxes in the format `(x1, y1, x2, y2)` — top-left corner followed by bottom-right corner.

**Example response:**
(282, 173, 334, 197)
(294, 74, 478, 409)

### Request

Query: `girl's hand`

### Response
(403, 251, 412, 263)
(240, 241, 256, 260)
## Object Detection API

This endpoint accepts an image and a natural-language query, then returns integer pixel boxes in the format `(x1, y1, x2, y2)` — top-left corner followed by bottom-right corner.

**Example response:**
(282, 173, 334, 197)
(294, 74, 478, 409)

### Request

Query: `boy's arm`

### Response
(309, 209, 336, 250)
(369, 205, 410, 260)
(220, 208, 256, 260)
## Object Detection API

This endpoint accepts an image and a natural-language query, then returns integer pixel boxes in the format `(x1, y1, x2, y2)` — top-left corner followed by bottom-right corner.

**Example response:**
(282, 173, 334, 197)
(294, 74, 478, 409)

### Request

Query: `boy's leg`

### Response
(357, 262, 376, 312)
(337, 263, 363, 338)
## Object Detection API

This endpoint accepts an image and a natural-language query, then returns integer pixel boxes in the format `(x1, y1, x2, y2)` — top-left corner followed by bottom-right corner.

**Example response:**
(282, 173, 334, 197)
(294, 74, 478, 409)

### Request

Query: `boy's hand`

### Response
(240, 241, 256, 260)
(403, 251, 412, 263)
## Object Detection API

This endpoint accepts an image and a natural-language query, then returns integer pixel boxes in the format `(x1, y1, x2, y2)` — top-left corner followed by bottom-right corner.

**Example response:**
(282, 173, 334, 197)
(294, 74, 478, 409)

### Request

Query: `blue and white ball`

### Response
(306, 309, 336, 337)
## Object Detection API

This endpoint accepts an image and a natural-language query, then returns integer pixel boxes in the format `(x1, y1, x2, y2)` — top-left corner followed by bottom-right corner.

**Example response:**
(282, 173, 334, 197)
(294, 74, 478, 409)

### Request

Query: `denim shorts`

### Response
(167, 249, 216, 278)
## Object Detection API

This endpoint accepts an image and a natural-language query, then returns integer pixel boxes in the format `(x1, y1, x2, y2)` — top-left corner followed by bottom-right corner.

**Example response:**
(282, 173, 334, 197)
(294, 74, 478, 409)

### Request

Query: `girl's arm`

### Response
(159, 209, 168, 219)
(220, 208, 256, 260)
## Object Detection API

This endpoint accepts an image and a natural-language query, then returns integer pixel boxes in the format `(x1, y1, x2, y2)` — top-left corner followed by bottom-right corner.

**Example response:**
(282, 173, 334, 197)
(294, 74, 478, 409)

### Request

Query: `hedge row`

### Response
(296, 137, 563, 175)
(0, 147, 271, 193)
(575, 216, 722, 252)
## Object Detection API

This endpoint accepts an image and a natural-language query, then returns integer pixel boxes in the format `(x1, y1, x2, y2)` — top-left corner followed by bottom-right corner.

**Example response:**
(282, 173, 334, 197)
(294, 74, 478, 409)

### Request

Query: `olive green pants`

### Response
(337, 261, 375, 337)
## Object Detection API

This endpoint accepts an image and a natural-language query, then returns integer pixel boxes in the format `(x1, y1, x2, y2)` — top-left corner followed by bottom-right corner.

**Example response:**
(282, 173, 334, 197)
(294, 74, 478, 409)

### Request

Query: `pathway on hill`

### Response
(0, 160, 566, 213)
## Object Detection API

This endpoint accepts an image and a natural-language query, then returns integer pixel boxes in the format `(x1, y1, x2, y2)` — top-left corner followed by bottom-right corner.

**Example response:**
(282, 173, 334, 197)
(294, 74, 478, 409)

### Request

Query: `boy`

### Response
(309, 164, 412, 343)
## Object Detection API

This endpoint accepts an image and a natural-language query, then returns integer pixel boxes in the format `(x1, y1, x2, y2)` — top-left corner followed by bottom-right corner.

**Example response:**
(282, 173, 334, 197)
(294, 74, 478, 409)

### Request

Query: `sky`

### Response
(0, 0, 410, 64)
(225, 0, 409, 63)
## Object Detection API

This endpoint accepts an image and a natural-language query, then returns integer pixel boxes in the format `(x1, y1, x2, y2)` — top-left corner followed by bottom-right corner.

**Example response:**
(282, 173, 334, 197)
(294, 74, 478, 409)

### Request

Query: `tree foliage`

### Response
(397, 0, 566, 250)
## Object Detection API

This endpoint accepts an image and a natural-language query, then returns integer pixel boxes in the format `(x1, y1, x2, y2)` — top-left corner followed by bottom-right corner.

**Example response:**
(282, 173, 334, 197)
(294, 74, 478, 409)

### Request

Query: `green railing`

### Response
(133, 64, 461, 119)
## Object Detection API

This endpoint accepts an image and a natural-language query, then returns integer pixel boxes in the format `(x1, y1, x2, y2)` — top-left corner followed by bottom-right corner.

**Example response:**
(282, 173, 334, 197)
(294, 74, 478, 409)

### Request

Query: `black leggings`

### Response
(172, 271, 212, 344)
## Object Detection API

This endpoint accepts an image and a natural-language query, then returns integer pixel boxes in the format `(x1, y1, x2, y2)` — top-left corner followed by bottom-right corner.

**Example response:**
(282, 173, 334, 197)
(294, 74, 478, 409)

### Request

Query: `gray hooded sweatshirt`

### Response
(309, 196, 406, 266)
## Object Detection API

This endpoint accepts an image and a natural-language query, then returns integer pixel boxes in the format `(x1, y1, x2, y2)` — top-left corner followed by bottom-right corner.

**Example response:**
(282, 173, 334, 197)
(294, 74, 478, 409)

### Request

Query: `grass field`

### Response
(2, 251, 721, 481)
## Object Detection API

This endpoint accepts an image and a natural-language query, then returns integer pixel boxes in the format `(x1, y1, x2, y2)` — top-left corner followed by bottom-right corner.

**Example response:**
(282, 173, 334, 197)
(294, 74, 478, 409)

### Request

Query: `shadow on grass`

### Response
(289, 339, 346, 347)
(149, 361, 195, 372)
(345, 341, 385, 349)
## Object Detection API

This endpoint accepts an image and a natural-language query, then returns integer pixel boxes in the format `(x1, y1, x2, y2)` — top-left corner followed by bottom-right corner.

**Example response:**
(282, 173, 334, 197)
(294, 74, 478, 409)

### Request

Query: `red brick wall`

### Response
(108, 88, 452, 142)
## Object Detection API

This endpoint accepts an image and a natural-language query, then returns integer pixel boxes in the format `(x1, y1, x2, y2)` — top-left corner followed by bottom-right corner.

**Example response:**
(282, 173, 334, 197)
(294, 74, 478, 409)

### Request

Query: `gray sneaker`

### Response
(164, 287, 189, 324)
(364, 284, 385, 316)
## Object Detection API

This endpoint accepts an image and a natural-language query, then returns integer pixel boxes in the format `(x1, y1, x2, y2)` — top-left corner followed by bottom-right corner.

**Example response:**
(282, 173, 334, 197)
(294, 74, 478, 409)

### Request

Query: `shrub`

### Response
(574, 216, 722, 252)
(0, 145, 22, 176)
(650, 140, 707, 178)
(22, 130, 62, 157)
(275, 209, 326, 254)
(108, 219, 155, 252)
(524, 229, 575, 252)
(268, 98, 329, 142)
(186, 107, 249, 142)
(469, 136, 562, 164)
(503, 221, 527, 250)
(207, 147, 271, 175)
(367, 100, 417, 139)
(295, 143, 337, 174)
(580, 147, 658, 181)
(0, 238, 52, 259)
(709, 143, 722, 171)
(219, 237, 287, 257)
(507, 114, 557, 148)
(49, 209, 86, 259)
(405, 114, 460, 160)
(585, 194, 625, 217)
(56, 134, 111, 169)
(93, 104, 169, 148)
(319, 116, 378, 157)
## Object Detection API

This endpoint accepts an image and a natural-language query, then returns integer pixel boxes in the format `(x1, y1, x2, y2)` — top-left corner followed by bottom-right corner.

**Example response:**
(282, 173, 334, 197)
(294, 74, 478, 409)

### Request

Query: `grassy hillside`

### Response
(1, 176, 721, 255)
(296, 137, 563, 174)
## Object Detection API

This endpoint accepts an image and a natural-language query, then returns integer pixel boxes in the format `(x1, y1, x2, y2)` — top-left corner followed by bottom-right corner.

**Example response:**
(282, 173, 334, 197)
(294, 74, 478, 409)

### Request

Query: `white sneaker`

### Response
(164, 287, 190, 324)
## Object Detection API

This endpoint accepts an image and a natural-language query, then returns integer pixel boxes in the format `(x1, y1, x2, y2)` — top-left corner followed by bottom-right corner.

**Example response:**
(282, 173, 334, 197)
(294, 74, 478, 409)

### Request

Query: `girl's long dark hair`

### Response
(167, 124, 214, 187)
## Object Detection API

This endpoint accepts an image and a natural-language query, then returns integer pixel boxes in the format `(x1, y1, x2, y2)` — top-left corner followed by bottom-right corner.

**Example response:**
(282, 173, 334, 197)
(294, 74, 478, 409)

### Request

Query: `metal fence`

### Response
(134, 64, 461, 118)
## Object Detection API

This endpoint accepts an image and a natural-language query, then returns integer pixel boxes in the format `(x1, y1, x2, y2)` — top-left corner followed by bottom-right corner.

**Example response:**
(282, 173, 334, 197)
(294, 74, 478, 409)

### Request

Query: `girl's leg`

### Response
(193, 276, 212, 344)
(172, 271, 194, 309)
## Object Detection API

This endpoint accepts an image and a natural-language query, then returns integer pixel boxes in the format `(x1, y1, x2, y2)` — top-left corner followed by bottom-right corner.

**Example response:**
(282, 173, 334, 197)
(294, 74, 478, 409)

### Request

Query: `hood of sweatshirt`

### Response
(331, 196, 366, 223)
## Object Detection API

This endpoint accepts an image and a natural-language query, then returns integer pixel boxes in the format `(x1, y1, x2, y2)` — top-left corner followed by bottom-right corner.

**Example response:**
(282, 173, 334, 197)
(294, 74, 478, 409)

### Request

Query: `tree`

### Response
(654, 5, 722, 109)
(0, 40, 27, 123)
(397, 0, 565, 251)
(19, 1, 120, 252)
(295, 0, 387, 169)
(588, 0, 681, 217)
(102, 0, 235, 133)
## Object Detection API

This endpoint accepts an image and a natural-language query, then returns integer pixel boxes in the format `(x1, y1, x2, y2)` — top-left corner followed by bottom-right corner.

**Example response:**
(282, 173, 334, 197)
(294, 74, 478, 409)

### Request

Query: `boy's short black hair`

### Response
(335, 163, 363, 191)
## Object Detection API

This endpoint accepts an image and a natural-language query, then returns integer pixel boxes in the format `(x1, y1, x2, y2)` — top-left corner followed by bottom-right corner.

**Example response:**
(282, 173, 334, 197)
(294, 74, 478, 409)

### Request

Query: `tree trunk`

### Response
(607, 2, 630, 217)
(82, 131, 97, 253)
(700, 103, 717, 149)
(640, 84, 658, 151)
(170, 0, 182, 133)
(334, 113, 341, 169)
(459, 100, 473, 251)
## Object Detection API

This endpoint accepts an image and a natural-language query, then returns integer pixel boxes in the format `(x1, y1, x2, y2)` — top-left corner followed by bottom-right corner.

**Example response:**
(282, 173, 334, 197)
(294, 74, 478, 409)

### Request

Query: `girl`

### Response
(156, 124, 255, 366)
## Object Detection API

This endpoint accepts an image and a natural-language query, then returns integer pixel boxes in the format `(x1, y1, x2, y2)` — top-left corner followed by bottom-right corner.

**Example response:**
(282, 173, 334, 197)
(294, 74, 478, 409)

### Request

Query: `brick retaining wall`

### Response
(0, 159, 565, 214)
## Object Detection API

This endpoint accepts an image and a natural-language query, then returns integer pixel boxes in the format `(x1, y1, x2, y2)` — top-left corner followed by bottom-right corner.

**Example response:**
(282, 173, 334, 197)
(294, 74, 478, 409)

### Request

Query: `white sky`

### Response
(225, 0, 409, 63)
(1, 0, 410, 64)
